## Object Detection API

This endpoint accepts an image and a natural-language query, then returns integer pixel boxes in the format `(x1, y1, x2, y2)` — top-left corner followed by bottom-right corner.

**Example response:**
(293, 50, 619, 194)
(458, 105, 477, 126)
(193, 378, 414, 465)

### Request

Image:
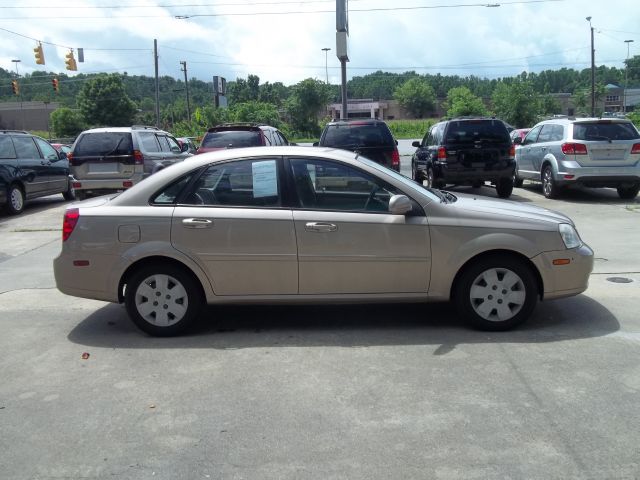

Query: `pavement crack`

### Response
(0, 287, 58, 296)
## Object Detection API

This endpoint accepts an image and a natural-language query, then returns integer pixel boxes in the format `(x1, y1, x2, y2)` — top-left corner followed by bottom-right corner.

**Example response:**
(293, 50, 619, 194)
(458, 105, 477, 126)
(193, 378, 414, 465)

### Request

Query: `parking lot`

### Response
(1, 172, 639, 479)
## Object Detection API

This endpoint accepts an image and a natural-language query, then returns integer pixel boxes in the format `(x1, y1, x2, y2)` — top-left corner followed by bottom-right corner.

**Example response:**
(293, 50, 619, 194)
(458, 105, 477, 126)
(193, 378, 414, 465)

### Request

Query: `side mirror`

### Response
(58, 151, 67, 161)
(412, 141, 420, 148)
(388, 194, 413, 215)
(513, 137, 522, 145)
(181, 143, 190, 152)
(312, 142, 319, 147)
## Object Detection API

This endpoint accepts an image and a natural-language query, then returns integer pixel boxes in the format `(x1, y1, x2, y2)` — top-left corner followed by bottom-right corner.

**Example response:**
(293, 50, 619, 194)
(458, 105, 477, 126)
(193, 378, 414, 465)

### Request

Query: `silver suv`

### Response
(69, 126, 192, 200)
(514, 117, 640, 199)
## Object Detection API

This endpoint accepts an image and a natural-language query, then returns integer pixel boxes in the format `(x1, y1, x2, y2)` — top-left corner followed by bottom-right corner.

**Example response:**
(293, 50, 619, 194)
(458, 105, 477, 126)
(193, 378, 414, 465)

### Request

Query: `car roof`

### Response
(79, 126, 170, 134)
(326, 118, 388, 126)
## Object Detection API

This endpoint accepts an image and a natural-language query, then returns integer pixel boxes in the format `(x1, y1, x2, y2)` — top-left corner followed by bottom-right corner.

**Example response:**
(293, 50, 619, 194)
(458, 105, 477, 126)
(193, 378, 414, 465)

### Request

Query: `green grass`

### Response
(387, 119, 434, 139)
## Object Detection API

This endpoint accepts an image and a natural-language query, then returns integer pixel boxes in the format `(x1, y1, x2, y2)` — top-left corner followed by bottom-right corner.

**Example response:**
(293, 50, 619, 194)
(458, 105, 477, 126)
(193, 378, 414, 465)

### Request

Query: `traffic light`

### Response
(65, 50, 77, 71)
(11, 79, 19, 95)
(52, 77, 59, 92)
(34, 43, 45, 65)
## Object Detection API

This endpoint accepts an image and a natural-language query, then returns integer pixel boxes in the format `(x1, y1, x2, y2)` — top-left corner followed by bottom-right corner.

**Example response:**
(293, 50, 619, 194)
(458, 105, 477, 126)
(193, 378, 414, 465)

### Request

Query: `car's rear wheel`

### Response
(617, 183, 640, 200)
(513, 170, 524, 188)
(125, 264, 203, 336)
(5, 184, 25, 215)
(495, 177, 514, 198)
(454, 255, 537, 331)
(472, 180, 484, 189)
(62, 179, 76, 201)
(425, 167, 435, 188)
(541, 165, 561, 199)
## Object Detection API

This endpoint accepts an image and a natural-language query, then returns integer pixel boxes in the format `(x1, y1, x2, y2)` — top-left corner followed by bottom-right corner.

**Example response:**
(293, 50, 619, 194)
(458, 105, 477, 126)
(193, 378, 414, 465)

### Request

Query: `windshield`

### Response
(74, 132, 133, 156)
(573, 122, 640, 141)
(357, 157, 442, 202)
(201, 130, 261, 148)
(444, 120, 510, 144)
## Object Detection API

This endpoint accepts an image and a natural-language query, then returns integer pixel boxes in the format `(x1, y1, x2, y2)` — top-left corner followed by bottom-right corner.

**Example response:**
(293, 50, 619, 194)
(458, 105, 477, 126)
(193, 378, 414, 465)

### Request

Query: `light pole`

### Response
(11, 59, 25, 130)
(624, 39, 634, 114)
(586, 17, 595, 117)
(321, 47, 331, 84)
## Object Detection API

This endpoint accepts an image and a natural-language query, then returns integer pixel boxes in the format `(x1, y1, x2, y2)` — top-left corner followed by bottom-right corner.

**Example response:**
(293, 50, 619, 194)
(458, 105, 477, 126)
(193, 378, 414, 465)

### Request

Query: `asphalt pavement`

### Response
(1, 161, 639, 480)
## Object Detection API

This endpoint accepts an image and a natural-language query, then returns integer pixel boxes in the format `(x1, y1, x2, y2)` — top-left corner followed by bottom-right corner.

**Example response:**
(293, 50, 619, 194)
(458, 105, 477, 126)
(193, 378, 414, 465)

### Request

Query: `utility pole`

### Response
(154, 39, 160, 128)
(336, 0, 349, 119)
(180, 61, 191, 123)
(624, 39, 634, 114)
(586, 16, 595, 117)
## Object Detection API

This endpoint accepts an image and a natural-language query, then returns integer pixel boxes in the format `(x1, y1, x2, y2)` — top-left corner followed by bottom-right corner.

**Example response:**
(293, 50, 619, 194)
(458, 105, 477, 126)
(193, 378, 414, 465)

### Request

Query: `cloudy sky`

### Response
(1, 0, 638, 87)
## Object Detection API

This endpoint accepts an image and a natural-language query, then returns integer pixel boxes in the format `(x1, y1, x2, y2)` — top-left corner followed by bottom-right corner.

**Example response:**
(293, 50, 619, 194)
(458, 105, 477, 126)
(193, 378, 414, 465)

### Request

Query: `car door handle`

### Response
(305, 222, 337, 233)
(182, 218, 213, 229)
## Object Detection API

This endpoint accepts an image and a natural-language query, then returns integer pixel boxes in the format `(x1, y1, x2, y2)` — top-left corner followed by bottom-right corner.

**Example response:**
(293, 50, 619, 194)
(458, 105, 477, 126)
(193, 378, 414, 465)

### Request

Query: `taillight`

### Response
(437, 146, 447, 159)
(561, 143, 588, 155)
(391, 149, 400, 168)
(67, 152, 74, 165)
(133, 150, 144, 164)
(62, 208, 80, 242)
(509, 145, 515, 159)
(631, 143, 640, 154)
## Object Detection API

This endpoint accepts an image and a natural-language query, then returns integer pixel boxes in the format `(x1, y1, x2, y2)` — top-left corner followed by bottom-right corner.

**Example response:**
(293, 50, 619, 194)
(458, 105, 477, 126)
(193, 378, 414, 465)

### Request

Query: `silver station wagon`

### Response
(54, 146, 594, 336)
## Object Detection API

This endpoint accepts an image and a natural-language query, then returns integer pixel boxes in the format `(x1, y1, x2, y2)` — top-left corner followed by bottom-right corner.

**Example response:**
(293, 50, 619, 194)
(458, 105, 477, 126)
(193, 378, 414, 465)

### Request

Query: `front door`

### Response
(12, 136, 49, 196)
(171, 157, 298, 296)
(288, 157, 431, 295)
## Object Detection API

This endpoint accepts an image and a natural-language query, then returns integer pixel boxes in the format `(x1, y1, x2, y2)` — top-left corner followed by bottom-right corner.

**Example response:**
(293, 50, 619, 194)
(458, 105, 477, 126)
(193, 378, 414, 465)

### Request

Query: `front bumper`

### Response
(530, 243, 594, 300)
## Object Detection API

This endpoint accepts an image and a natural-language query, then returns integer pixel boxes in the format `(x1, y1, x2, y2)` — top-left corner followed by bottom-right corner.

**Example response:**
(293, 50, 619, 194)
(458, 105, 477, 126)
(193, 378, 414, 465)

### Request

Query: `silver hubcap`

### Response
(469, 267, 526, 322)
(135, 274, 189, 327)
(427, 169, 433, 187)
(10, 188, 23, 211)
(543, 169, 552, 196)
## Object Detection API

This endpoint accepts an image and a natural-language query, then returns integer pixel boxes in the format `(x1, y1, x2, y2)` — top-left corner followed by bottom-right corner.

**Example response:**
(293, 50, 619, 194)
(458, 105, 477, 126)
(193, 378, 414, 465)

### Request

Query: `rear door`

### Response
(71, 132, 136, 181)
(12, 135, 49, 196)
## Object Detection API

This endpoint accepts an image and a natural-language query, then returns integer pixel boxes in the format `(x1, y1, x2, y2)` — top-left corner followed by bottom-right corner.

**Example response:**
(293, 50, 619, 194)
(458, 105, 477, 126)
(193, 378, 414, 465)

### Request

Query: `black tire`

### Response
(617, 183, 640, 200)
(5, 184, 25, 215)
(412, 162, 423, 184)
(425, 167, 435, 188)
(75, 191, 87, 201)
(513, 171, 524, 188)
(495, 177, 514, 198)
(471, 180, 483, 189)
(62, 179, 76, 201)
(541, 165, 560, 199)
(454, 255, 538, 331)
(125, 263, 204, 337)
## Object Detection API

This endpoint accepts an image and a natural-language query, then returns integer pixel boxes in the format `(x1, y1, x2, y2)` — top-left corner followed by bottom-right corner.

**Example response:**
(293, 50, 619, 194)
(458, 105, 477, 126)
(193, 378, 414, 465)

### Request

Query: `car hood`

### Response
(447, 191, 572, 227)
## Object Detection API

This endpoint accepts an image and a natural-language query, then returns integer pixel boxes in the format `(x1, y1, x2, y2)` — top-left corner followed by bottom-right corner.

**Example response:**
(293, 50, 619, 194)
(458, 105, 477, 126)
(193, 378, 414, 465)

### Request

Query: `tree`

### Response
(393, 78, 436, 118)
(445, 86, 488, 117)
(285, 78, 331, 135)
(491, 80, 541, 127)
(231, 101, 281, 127)
(77, 74, 137, 127)
(50, 108, 85, 137)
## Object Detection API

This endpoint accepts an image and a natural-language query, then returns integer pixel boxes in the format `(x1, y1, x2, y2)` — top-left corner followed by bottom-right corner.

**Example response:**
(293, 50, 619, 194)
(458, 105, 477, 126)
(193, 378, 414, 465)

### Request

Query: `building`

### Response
(0, 101, 60, 133)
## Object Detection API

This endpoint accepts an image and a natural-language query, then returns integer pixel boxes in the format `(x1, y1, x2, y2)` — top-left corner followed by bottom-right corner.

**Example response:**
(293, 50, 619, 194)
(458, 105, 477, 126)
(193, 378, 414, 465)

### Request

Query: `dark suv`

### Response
(411, 118, 515, 198)
(69, 126, 191, 200)
(315, 119, 400, 171)
(197, 123, 291, 154)
(1, 130, 75, 215)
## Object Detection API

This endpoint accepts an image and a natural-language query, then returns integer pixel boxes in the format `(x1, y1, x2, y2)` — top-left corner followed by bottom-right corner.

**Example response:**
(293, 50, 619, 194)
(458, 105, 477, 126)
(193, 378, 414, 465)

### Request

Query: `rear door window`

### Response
(74, 133, 133, 157)
(13, 137, 42, 159)
(138, 132, 161, 152)
(201, 131, 261, 148)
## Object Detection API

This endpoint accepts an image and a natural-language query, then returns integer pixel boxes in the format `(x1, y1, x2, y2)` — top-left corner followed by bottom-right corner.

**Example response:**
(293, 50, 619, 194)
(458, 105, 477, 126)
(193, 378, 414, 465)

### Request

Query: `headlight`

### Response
(559, 223, 582, 249)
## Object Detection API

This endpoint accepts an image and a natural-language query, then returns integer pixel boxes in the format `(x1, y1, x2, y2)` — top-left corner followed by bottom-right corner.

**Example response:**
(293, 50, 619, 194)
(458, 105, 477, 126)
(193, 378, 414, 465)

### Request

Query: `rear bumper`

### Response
(433, 161, 515, 183)
(555, 164, 640, 187)
(72, 176, 142, 193)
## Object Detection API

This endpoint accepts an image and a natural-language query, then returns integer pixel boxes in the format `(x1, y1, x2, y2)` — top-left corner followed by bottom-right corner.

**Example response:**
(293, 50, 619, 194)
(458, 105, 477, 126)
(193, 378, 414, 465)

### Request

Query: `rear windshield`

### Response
(74, 132, 133, 156)
(322, 123, 394, 148)
(201, 130, 261, 148)
(572, 122, 640, 141)
(444, 120, 510, 144)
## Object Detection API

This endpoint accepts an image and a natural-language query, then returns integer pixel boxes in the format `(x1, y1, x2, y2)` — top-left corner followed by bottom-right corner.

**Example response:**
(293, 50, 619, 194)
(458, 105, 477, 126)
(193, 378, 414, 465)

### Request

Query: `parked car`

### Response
(68, 126, 192, 200)
(54, 146, 593, 336)
(411, 117, 515, 198)
(176, 137, 198, 155)
(197, 123, 291, 154)
(1, 130, 75, 215)
(513, 117, 640, 199)
(314, 118, 400, 171)
(510, 128, 531, 143)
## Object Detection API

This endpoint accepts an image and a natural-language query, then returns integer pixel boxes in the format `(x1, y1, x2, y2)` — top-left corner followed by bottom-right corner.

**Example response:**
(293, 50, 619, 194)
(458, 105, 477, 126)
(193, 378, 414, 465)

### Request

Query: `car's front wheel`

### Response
(5, 184, 25, 215)
(454, 255, 538, 331)
(424, 167, 435, 188)
(412, 162, 423, 184)
(125, 264, 204, 336)
(617, 183, 640, 200)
